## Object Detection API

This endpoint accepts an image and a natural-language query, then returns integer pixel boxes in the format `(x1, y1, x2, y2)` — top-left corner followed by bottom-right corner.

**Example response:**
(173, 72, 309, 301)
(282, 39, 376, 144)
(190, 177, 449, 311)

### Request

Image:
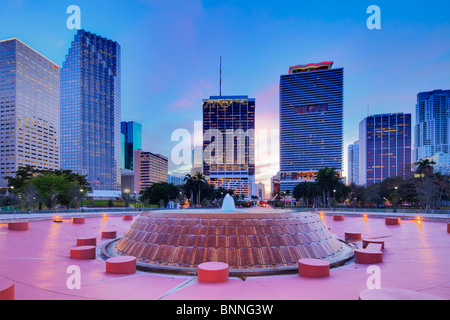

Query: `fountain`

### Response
(101, 197, 354, 276)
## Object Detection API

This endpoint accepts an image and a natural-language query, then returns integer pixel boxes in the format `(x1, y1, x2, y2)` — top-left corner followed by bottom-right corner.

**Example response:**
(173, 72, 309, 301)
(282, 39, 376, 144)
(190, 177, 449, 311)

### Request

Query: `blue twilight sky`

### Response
(1, 0, 450, 189)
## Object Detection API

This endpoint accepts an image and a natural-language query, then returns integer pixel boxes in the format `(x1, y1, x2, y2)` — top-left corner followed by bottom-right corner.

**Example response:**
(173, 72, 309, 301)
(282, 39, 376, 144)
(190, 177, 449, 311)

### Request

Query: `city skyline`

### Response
(1, 1, 450, 191)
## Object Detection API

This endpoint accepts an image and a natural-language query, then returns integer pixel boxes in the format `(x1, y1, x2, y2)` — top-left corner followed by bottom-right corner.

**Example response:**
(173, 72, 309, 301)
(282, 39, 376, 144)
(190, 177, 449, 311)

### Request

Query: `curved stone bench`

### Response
(102, 231, 117, 239)
(298, 258, 330, 278)
(333, 215, 344, 221)
(354, 248, 383, 264)
(8, 222, 29, 231)
(345, 232, 362, 242)
(0, 278, 14, 300)
(359, 288, 445, 300)
(362, 239, 385, 250)
(123, 215, 134, 221)
(77, 237, 97, 246)
(70, 246, 96, 259)
(72, 217, 85, 224)
(198, 262, 229, 283)
(385, 217, 401, 225)
(106, 256, 137, 274)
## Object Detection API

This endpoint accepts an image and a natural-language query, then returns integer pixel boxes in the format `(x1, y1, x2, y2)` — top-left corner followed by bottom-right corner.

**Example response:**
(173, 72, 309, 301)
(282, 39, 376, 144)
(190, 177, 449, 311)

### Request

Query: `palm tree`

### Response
(193, 172, 207, 207)
(183, 174, 195, 205)
(316, 167, 341, 206)
(414, 159, 436, 177)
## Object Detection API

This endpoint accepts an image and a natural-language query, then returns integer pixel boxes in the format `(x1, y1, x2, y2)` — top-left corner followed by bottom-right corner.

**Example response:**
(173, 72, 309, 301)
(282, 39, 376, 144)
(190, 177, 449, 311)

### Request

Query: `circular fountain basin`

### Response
(102, 208, 354, 276)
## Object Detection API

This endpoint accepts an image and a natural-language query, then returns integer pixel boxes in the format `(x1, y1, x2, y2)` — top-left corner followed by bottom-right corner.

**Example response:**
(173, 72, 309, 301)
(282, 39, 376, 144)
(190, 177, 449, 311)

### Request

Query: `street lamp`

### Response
(394, 187, 398, 207)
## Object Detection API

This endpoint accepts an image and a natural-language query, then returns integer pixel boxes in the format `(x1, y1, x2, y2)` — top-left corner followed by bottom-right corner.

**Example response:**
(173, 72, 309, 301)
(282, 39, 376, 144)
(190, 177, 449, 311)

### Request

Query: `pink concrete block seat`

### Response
(359, 288, 445, 300)
(333, 215, 344, 221)
(362, 239, 385, 250)
(76, 237, 97, 246)
(106, 256, 137, 274)
(298, 258, 330, 278)
(70, 246, 96, 259)
(8, 221, 29, 231)
(123, 215, 133, 221)
(447, 223, 450, 234)
(385, 217, 401, 225)
(102, 231, 117, 239)
(0, 278, 14, 300)
(345, 232, 362, 242)
(354, 246, 383, 264)
(198, 262, 229, 283)
(72, 217, 85, 224)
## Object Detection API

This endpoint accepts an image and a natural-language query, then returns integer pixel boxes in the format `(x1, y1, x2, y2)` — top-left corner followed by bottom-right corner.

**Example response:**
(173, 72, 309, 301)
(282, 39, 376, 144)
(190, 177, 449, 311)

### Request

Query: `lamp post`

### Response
(394, 187, 398, 208)
(80, 189, 84, 211)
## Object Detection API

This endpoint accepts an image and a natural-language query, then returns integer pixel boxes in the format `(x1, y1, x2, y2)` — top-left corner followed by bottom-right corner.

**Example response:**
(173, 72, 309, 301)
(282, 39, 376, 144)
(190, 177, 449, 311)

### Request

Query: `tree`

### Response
(414, 159, 436, 177)
(26, 174, 67, 210)
(193, 172, 207, 207)
(416, 176, 439, 210)
(20, 183, 39, 211)
(140, 182, 179, 207)
(316, 168, 342, 206)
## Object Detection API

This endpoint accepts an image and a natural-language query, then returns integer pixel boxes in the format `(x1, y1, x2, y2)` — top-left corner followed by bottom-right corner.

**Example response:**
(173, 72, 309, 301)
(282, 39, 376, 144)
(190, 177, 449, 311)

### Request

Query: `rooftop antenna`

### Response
(220, 56, 222, 96)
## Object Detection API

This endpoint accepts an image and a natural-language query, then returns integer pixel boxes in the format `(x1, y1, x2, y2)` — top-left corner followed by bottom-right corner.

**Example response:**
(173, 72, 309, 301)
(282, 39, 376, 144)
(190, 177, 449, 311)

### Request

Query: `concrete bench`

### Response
(72, 217, 85, 224)
(70, 246, 96, 259)
(298, 258, 330, 278)
(333, 215, 344, 221)
(102, 231, 117, 239)
(198, 262, 229, 283)
(106, 256, 137, 274)
(354, 247, 383, 264)
(345, 232, 362, 242)
(385, 217, 401, 225)
(8, 222, 29, 231)
(0, 278, 14, 300)
(76, 237, 97, 246)
(447, 223, 450, 234)
(362, 239, 385, 250)
(123, 215, 134, 221)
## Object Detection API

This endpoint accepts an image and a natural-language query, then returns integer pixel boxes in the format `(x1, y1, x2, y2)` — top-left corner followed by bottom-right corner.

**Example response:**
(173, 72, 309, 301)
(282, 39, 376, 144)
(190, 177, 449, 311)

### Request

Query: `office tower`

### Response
(60, 30, 121, 190)
(413, 89, 450, 163)
(427, 152, 450, 174)
(134, 149, 168, 193)
(202, 95, 255, 198)
(256, 182, 265, 200)
(279, 62, 343, 196)
(270, 172, 280, 199)
(347, 141, 360, 185)
(168, 174, 184, 186)
(359, 113, 412, 186)
(0, 39, 60, 188)
(121, 121, 142, 170)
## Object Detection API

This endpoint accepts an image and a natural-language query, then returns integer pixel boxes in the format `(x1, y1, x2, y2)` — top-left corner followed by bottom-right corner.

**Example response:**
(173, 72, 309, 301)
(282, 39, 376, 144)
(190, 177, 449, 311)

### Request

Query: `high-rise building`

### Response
(60, 30, 121, 190)
(279, 62, 343, 196)
(121, 121, 142, 170)
(0, 39, 60, 188)
(202, 95, 255, 198)
(270, 172, 280, 200)
(413, 89, 450, 163)
(359, 113, 412, 186)
(134, 149, 168, 192)
(426, 152, 450, 174)
(347, 141, 360, 185)
(255, 182, 265, 200)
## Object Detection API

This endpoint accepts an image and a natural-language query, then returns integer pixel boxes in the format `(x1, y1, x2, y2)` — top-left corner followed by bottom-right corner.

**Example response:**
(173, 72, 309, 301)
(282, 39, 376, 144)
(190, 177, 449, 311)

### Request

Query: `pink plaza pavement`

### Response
(0, 211, 449, 300)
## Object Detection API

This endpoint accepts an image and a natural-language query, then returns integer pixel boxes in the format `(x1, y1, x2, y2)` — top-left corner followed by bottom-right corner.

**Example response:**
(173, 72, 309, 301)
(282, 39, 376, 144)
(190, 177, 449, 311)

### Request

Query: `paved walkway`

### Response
(0, 212, 449, 300)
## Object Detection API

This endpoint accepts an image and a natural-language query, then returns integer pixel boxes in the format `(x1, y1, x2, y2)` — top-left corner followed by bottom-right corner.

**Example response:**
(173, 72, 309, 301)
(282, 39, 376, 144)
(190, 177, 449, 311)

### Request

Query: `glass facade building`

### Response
(0, 39, 60, 188)
(359, 113, 412, 186)
(121, 121, 142, 170)
(347, 141, 360, 186)
(202, 95, 255, 198)
(413, 89, 450, 163)
(60, 30, 121, 190)
(279, 62, 343, 196)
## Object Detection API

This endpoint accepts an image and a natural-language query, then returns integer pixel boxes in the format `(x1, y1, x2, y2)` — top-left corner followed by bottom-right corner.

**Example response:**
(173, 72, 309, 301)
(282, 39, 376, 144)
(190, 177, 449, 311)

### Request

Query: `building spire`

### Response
(220, 56, 222, 96)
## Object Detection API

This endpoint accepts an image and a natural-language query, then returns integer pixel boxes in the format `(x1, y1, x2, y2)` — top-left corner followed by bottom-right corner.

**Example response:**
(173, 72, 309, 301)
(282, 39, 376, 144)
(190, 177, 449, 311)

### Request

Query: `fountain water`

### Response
(220, 194, 238, 212)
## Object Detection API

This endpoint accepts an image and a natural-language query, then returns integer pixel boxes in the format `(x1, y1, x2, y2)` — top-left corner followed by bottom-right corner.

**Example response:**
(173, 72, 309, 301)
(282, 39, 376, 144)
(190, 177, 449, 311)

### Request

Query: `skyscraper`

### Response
(134, 149, 168, 193)
(121, 121, 142, 170)
(279, 62, 343, 196)
(0, 39, 60, 188)
(60, 30, 121, 190)
(359, 113, 412, 186)
(347, 141, 360, 185)
(413, 89, 450, 163)
(202, 95, 255, 198)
